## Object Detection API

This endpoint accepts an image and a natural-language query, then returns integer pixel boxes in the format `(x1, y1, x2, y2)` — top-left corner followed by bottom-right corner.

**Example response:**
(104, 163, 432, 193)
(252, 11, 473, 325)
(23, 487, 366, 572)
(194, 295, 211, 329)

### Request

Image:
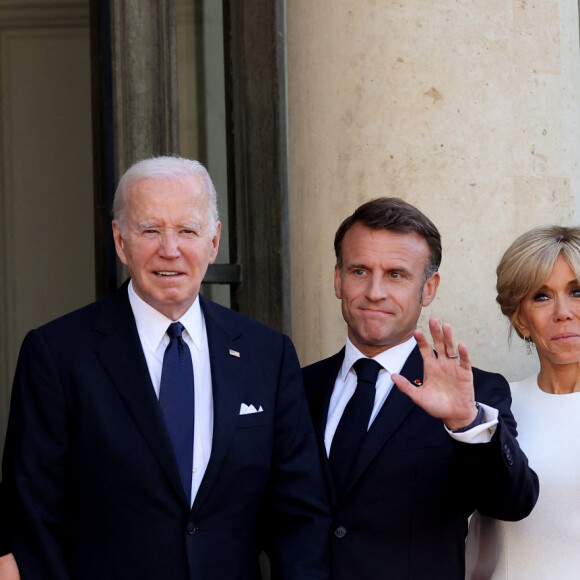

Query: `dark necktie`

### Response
(159, 322, 194, 504)
(329, 358, 382, 498)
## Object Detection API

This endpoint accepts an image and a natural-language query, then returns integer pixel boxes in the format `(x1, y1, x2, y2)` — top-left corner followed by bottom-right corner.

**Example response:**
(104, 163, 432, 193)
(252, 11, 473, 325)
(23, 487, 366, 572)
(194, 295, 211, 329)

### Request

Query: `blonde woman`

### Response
(467, 225, 580, 579)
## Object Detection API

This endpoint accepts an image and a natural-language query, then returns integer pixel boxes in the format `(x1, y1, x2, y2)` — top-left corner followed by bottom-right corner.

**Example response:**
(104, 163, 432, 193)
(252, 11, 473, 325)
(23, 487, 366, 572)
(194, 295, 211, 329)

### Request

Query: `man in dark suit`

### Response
(303, 197, 539, 580)
(3, 156, 330, 579)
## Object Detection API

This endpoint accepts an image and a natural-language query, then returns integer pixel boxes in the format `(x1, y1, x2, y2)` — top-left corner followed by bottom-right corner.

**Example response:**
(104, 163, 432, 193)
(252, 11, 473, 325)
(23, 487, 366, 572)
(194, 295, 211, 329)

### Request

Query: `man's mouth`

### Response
(155, 271, 180, 276)
(361, 308, 392, 315)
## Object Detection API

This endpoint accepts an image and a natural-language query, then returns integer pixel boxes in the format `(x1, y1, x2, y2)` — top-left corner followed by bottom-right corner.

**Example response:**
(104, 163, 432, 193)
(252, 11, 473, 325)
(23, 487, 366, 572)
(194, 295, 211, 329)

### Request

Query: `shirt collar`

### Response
(341, 335, 417, 380)
(127, 280, 203, 353)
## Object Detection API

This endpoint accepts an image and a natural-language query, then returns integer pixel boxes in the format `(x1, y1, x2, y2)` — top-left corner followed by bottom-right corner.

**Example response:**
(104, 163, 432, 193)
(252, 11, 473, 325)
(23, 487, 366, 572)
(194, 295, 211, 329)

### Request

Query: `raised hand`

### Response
(392, 318, 478, 430)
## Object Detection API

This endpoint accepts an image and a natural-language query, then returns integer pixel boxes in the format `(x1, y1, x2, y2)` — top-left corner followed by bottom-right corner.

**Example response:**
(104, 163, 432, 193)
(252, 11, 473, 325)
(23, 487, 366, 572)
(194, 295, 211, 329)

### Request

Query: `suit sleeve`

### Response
(452, 369, 539, 521)
(262, 335, 331, 580)
(3, 330, 71, 579)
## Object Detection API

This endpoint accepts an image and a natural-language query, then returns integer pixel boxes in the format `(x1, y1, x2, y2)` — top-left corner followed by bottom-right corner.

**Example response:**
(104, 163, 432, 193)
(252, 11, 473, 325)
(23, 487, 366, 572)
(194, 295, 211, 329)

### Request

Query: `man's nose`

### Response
(159, 232, 180, 258)
(366, 274, 387, 300)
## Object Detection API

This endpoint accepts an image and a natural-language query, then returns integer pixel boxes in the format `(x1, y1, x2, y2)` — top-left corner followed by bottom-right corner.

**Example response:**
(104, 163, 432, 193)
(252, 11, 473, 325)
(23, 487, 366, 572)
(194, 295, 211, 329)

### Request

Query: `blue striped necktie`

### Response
(159, 322, 194, 504)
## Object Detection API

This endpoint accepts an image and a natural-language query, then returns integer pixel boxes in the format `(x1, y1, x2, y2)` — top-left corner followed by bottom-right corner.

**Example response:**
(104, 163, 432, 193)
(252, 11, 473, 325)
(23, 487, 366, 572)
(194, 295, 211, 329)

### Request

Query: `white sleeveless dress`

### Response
(466, 374, 580, 579)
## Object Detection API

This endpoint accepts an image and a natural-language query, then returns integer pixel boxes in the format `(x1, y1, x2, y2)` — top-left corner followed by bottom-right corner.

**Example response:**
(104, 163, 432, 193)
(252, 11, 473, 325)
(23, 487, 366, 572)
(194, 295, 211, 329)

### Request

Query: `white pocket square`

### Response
(239, 403, 264, 415)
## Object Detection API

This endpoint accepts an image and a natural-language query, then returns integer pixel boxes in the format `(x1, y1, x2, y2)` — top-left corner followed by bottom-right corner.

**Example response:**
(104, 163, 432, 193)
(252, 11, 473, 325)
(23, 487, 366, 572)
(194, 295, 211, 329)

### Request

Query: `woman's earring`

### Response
(524, 335, 533, 355)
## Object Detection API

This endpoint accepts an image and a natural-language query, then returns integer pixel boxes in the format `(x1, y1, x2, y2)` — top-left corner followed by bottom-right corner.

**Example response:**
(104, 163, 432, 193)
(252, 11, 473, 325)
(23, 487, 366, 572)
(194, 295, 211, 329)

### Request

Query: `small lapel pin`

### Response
(413, 379, 423, 386)
(229, 349, 240, 358)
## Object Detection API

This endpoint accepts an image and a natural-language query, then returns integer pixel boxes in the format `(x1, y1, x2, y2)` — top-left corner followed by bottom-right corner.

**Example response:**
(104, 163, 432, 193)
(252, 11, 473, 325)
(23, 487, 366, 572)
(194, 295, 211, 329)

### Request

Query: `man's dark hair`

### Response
(334, 197, 442, 280)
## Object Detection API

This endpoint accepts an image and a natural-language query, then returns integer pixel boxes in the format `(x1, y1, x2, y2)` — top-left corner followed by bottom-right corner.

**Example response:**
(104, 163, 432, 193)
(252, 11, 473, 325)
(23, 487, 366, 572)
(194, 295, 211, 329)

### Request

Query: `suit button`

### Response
(186, 523, 198, 535)
(334, 526, 347, 538)
(503, 444, 514, 466)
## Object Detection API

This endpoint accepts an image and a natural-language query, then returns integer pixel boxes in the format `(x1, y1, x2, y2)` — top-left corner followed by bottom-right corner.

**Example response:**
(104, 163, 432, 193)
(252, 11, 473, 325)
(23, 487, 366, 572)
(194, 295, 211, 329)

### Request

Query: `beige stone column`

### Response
(287, 0, 580, 381)
(109, 0, 179, 283)
(111, 0, 179, 174)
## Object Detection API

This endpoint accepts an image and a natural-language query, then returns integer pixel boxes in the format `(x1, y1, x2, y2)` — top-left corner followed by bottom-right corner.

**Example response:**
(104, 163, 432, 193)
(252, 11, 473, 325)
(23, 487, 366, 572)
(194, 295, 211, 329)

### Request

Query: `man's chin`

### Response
(144, 291, 198, 319)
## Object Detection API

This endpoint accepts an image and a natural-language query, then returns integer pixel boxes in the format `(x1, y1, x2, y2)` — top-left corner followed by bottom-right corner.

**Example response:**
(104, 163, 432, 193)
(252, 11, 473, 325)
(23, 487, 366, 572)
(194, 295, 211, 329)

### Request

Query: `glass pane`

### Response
(176, 0, 230, 306)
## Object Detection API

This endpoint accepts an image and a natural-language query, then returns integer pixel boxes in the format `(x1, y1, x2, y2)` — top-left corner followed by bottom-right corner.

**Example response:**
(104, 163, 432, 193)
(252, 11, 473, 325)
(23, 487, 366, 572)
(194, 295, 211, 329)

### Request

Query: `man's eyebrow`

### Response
(135, 222, 203, 230)
(344, 263, 413, 276)
(182, 222, 202, 230)
(387, 266, 413, 276)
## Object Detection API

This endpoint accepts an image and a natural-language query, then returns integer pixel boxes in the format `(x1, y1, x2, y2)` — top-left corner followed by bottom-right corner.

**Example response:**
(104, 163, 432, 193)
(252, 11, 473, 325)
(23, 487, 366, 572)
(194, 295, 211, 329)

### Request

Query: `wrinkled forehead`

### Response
(126, 175, 209, 210)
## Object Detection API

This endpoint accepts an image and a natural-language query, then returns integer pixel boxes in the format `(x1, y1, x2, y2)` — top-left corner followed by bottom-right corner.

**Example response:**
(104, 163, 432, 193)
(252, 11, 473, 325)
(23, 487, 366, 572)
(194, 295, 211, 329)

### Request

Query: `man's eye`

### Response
(390, 272, 401, 279)
(354, 269, 365, 276)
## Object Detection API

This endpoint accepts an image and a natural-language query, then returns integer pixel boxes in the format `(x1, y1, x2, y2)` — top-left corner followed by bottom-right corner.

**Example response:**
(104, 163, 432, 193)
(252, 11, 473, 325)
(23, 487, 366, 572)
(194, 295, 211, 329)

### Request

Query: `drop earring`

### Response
(524, 335, 533, 355)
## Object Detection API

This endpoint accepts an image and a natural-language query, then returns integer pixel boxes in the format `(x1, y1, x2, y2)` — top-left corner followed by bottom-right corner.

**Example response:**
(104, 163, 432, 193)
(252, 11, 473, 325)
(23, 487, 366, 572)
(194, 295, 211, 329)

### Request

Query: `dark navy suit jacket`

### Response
(303, 346, 539, 580)
(3, 283, 330, 579)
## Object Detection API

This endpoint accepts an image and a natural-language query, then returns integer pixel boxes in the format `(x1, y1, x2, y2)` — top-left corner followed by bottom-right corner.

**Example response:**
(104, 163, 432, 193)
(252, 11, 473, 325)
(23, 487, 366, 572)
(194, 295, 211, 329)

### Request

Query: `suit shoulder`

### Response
(302, 351, 343, 381)
(471, 365, 511, 408)
(303, 355, 335, 374)
(34, 298, 105, 334)
(472, 365, 509, 387)
(30, 287, 125, 340)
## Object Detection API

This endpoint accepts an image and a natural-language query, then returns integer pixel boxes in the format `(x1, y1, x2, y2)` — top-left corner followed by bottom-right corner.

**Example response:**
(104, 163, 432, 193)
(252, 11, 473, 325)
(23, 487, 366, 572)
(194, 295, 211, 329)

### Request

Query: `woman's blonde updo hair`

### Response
(496, 225, 580, 338)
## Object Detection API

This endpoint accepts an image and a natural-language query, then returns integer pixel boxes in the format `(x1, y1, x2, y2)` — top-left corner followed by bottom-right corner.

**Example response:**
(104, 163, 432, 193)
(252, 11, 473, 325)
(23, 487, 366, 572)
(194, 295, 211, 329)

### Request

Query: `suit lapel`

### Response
(313, 351, 344, 507)
(92, 283, 187, 506)
(343, 345, 424, 499)
(190, 296, 244, 512)
(316, 351, 344, 442)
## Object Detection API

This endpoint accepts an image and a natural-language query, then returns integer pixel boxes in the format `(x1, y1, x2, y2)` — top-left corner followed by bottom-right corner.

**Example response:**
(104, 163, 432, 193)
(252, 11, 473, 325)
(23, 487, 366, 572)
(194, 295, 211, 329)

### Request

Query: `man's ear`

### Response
(334, 265, 342, 299)
(112, 220, 128, 265)
(421, 272, 440, 307)
(208, 221, 222, 264)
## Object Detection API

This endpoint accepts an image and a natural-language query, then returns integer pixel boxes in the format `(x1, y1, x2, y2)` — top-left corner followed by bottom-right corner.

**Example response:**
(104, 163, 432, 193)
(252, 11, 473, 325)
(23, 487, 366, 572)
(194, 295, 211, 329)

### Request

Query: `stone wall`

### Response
(287, 0, 580, 381)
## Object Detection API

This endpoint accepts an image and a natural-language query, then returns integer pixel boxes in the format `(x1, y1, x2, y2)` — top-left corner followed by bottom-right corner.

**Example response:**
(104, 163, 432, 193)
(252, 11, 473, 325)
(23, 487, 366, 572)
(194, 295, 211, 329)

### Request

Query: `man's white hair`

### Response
(113, 156, 220, 235)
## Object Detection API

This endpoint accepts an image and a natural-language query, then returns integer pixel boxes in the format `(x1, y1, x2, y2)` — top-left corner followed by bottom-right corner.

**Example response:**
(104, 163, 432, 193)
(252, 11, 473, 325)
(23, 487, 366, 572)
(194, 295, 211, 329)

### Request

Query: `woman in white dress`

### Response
(466, 225, 580, 580)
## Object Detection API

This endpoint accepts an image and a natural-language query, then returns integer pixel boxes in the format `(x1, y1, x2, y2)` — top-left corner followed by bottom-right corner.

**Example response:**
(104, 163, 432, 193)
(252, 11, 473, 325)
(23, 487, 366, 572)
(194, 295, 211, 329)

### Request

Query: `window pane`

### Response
(176, 0, 230, 306)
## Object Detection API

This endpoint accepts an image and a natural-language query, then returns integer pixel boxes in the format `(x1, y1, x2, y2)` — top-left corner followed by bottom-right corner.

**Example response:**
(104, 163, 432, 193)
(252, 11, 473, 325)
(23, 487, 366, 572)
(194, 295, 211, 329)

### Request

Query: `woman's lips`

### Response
(552, 332, 580, 341)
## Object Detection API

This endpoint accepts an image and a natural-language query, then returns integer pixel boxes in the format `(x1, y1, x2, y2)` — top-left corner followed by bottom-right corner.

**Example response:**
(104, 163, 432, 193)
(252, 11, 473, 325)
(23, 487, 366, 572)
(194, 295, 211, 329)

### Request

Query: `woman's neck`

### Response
(537, 361, 580, 394)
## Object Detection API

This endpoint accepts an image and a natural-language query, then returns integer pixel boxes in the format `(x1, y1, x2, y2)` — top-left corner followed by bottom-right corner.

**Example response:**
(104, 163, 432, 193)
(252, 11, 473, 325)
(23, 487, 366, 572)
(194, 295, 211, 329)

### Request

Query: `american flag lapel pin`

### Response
(229, 349, 240, 358)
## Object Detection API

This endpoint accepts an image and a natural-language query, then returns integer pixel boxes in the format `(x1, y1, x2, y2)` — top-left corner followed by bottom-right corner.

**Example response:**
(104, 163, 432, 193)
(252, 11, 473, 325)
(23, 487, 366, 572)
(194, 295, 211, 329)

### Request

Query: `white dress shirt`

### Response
(128, 282, 213, 506)
(325, 336, 498, 456)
